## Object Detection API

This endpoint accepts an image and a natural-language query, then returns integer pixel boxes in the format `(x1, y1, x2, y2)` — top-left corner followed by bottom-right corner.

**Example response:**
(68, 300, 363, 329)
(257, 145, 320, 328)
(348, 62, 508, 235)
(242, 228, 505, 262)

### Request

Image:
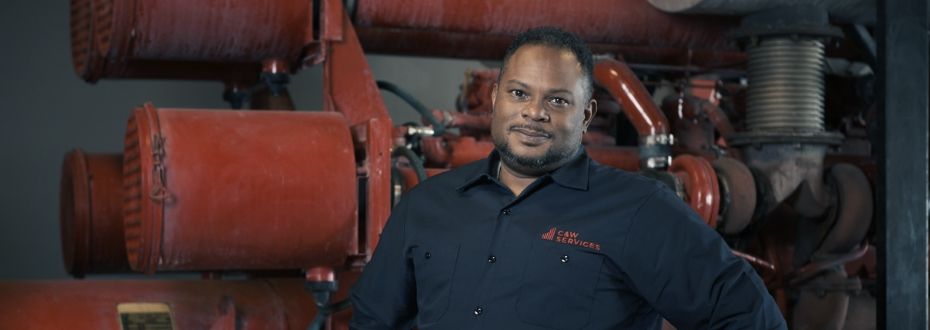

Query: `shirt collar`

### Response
(456, 148, 590, 192)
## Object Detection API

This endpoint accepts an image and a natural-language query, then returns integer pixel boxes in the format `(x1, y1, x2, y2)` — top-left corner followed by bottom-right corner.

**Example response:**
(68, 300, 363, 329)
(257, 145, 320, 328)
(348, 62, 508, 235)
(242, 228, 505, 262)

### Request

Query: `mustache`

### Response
(509, 124, 552, 137)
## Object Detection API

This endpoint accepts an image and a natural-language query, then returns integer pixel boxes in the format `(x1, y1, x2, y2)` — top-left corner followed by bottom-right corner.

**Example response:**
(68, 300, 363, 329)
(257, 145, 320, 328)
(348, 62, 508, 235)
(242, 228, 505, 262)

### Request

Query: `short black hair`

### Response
(500, 26, 595, 102)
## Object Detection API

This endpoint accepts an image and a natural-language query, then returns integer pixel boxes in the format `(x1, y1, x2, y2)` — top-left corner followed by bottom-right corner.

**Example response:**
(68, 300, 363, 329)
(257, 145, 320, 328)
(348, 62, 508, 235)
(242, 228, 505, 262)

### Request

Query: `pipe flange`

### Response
(712, 157, 757, 235)
(730, 5, 843, 43)
(816, 163, 873, 255)
(728, 131, 844, 147)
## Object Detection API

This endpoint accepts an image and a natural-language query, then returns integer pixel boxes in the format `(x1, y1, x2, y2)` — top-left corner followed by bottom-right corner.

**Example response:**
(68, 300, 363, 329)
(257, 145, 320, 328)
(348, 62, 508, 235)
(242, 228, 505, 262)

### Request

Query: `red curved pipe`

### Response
(594, 59, 670, 138)
(669, 155, 720, 227)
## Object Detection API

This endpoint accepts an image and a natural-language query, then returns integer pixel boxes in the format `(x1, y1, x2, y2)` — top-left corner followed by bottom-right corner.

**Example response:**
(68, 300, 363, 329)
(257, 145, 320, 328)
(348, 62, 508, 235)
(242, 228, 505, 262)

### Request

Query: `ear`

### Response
(582, 98, 597, 132)
(490, 83, 498, 113)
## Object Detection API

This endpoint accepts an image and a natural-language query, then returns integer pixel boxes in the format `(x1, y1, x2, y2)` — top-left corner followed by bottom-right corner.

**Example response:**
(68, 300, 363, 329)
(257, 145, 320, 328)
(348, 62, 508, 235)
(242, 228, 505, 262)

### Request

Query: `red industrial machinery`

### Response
(4, 0, 903, 329)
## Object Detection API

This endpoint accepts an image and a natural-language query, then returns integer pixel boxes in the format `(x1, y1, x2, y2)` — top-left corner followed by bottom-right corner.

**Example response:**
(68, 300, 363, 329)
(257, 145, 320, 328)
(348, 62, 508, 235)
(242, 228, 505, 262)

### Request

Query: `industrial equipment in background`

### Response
(2, 0, 919, 329)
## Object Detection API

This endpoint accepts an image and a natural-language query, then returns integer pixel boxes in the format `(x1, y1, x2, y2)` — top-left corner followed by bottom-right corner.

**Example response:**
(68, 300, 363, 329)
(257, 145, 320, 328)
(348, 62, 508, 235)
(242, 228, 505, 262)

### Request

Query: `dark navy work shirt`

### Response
(350, 149, 786, 330)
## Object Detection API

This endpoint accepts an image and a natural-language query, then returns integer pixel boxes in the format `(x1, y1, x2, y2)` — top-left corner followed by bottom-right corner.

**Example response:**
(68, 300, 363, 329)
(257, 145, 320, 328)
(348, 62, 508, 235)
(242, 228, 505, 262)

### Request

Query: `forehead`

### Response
(502, 45, 585, 91)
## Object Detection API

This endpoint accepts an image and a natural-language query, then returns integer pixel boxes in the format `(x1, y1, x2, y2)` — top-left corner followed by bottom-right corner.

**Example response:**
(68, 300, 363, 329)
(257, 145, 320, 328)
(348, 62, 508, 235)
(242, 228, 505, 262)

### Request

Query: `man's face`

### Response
(491, 45, 596, 175)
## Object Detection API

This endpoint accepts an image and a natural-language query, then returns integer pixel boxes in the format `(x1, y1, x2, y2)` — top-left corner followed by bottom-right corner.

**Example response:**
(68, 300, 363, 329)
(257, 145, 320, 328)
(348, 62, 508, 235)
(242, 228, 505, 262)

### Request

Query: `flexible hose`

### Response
(306, 300, 352, 330)
(376, 80, 447, 136)
(392, 146, 428, 183)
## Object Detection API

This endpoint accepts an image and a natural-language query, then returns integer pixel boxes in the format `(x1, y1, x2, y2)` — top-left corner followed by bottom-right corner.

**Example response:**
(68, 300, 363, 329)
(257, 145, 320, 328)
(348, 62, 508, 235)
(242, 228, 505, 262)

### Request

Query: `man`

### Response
(350, 27, 786, 330)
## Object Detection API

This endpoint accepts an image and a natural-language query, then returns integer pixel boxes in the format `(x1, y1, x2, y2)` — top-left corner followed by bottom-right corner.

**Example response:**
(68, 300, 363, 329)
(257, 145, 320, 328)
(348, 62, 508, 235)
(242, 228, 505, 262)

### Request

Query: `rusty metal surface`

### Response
(71, 0, 314, 81)
(60, 150, 130, 277)
(354, 0, 743, 65)
(123, 105, 358, 273)
(0, 279, 317, 329)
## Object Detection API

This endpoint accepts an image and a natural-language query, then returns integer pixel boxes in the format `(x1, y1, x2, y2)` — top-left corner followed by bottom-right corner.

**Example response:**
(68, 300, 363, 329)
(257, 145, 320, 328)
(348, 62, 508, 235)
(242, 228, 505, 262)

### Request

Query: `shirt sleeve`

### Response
(349, 197, 417, 330)
(619, 187, 787, 330)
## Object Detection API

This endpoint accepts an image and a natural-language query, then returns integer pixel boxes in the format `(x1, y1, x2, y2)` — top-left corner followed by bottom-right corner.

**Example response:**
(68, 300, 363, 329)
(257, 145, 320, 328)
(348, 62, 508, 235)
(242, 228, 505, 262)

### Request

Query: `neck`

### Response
(498, 161, 539, 196)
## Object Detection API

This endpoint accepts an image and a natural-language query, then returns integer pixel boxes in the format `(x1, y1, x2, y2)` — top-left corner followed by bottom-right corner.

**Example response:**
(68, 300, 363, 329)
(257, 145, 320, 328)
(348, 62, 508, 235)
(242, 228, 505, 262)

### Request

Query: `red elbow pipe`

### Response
(594, 59, 670, 138)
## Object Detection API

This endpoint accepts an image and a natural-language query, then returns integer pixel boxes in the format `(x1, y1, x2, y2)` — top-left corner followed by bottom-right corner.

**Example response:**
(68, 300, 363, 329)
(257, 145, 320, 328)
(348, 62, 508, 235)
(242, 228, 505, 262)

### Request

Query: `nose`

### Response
(521, 100, 550, 122)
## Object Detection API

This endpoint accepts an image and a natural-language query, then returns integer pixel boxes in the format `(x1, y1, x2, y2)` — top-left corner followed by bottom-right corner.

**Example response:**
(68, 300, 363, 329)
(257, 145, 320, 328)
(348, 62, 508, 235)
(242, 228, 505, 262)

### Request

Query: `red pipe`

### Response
(586, 145, 641, 171)
(396, 166, 450, 191)
(669, 154, 720, 226)
(60, 150, 130, 277)
(71, 0, 314, 82)
(0, 279, 319, 329)
(354, 0, 743, 66)
(123, 105, 358, 273)
(594, 59, 670, 138)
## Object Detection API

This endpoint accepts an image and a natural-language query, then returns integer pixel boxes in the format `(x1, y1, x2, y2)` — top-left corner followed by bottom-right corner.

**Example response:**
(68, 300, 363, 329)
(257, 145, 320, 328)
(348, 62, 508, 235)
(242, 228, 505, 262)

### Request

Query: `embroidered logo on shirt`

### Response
(541, 227, 601, 251)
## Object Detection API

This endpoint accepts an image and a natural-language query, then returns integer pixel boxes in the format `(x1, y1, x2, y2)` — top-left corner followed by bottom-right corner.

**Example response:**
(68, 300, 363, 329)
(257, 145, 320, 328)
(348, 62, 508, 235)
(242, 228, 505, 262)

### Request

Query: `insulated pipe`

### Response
(647, 0, 876, 25)
(70, 0, 314, 82)
(0, 279, 319, 329)
(594, 59, 673, 169)
(353, 0, 744, 66)
(123, 105, 358, 273)
(60, 150, 130, 277)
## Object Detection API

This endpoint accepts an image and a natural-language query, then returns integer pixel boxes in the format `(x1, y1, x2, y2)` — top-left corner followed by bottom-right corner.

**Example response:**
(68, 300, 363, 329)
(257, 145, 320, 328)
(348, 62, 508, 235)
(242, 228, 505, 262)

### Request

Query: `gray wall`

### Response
(0, 0, 485, 278)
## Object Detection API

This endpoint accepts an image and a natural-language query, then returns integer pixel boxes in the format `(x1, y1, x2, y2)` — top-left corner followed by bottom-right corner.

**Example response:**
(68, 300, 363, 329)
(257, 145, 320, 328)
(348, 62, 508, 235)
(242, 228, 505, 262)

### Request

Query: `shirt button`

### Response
(473, 306, 483, 316)
(502, 209, 512, 216)
(425, 252, 431, 259)
(560, 255, 570, 263)
(487, 255, 497, 263)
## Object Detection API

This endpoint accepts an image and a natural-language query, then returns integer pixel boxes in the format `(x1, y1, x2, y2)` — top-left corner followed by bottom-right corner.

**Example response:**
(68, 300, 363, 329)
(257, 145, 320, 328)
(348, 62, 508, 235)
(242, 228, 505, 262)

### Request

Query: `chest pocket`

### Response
(411, 244, 460, 325)
(516, 242, 604, 330)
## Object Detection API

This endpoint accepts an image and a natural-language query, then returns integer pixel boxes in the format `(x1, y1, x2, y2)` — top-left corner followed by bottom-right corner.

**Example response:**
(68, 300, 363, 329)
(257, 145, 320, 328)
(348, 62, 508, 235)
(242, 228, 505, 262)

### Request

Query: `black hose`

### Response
(376, 80, 446, 136)
(306, 300, 353, 330)
(392, 146, 428, 183)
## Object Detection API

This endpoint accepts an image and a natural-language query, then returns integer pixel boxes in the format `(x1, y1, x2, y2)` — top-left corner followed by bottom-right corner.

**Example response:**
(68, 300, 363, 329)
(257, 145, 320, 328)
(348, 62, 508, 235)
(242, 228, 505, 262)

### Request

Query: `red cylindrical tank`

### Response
(71, 0, 314, 81)
(353, 0, 744, 65)
(0, 279, 317, 329)
(60, 150, 130, 277)
(123, 104, 358, 273)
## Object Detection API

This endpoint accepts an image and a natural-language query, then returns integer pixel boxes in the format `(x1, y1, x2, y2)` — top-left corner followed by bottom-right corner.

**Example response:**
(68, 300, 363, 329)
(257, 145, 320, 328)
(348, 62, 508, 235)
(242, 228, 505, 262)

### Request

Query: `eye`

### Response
(548, 97, 569, 107)
(509, 89, 527, 99)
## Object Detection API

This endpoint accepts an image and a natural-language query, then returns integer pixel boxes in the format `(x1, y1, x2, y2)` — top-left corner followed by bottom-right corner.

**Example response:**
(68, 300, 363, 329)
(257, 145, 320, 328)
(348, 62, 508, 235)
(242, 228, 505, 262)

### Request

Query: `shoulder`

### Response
(588, 161, 669, 204)
(400, 158, 485, 202)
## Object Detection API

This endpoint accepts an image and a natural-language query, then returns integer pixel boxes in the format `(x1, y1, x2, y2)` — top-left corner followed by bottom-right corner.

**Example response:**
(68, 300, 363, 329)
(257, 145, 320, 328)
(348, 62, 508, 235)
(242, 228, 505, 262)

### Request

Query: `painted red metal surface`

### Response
(321, 11, 393, 261)
(595, 59, 670, 138)
(71, 0, 314, 81)
(396, 166, 450, 192)
(586, 145, 641, 171)
(669, 154, 720, 226)
(0, 279, 317, 329)
(60, 150, 130, 277)
(123, 105, 358, 273)
(353, 0, 743, 65)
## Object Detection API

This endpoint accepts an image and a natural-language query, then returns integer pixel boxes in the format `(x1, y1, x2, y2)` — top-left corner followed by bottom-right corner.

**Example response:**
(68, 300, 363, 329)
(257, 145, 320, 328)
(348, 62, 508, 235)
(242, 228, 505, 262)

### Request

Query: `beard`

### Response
(493, 130, 579, 172)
